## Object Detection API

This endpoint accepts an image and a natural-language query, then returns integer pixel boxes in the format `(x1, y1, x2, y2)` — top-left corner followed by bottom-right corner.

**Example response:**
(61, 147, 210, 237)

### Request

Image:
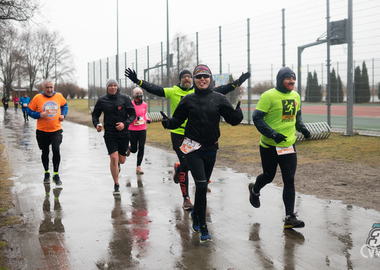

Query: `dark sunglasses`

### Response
(195, 74, 210, 79)
(135, 94, 143, 98)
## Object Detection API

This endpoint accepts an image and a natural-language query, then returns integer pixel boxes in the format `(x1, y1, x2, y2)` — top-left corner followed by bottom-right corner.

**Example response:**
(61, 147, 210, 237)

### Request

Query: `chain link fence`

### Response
(88, 1, 380, 135)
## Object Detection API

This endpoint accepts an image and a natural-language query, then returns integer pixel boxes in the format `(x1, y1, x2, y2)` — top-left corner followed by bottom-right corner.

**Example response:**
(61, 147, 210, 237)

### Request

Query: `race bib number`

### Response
(43, 101, 59, 118)
(134, 117, 145, 126)
(180, 137, 201, 154)
(23, 103, 28, 107)
(276, 145, 295, 155)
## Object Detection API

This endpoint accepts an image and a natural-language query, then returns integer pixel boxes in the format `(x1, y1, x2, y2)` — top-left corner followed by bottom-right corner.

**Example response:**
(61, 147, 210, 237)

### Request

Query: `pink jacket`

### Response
(129, 101, 150, 131)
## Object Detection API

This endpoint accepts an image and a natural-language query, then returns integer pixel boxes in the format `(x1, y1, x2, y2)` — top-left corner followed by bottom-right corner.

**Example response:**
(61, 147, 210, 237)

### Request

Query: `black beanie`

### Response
(179, 69, 192, 81)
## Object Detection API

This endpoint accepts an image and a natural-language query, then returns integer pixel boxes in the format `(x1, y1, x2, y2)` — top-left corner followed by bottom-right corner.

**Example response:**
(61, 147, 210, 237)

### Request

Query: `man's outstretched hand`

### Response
(125, 68, 140, 84)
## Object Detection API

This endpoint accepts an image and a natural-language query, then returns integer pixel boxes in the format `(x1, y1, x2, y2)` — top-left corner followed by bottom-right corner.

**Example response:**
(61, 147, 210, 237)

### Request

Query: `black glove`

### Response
(146, 119, 151, 124)
(301, 128, 311, 139)
(272, 132, 287, 143)
(238, 72, 250, 86)
(160, 111, 170, 129)
(235, 101, 241, 110)
(125, 68, 140, 84)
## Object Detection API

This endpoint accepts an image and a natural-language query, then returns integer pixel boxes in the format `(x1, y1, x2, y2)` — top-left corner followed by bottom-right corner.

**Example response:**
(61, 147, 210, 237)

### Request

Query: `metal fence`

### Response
(88, 1, 380, 134)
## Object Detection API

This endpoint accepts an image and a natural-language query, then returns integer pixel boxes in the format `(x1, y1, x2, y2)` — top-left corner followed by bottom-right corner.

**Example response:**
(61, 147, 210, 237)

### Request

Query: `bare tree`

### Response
(20, 29, 39, 92)
(252, 81, 273, 95)
(171, 33, 197, 74)
(37, 29, 75, 83)
(0, 26, 23, 97)
(169, 33, 197, 85)
(0, 0, 38, 21)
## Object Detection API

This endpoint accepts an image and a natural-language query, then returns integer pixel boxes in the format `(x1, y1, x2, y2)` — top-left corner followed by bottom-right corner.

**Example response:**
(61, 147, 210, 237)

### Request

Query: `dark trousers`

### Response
(254, 145, 297, 216)
(22, 110, 28, 121)
(185, 150, 216, 226)
(36, 129, 63, 173)
(129, 130, 146, 167)
(171, 133, 189, 198)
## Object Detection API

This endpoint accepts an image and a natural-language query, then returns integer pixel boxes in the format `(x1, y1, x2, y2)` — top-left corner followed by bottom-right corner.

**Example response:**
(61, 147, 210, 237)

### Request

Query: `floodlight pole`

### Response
(166, 0, 171, 115)
(54, 47, 57, 90)
(346, 0, 354, 135)
(326, 0, 331, 126)
(116, 0, 119, 82)
(282, 9, 285, 67)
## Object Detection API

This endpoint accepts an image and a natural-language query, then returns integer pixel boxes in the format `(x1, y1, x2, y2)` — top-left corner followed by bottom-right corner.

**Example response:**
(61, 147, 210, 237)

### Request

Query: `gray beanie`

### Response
(106, 79, 119, 89)
(179, 69, 192, 81)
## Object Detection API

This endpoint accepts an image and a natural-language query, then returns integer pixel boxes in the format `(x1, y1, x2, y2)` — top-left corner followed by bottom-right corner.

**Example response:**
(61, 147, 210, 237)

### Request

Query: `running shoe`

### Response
(43, 173, 50, 185)
(284, 213, 305, 229)
(200, 225, 212, 243)
(189, 211, 200, 232)
(113, 183, 120, 195)
(182, 197, 193, 210)
(52, 174, 62, 186)
(248, 182, 260, 208)
(136, 166, 144, 175)
(173, 162, 180, 184)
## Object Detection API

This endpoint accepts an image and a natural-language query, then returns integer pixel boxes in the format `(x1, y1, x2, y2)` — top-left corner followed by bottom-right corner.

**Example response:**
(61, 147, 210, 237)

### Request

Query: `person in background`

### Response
(20, 92, 31, 121)
(92, 79, 136, 195)
(13, 95, 19, 111)
(2, 94, 9, 112)
(27, 80, 68, 186)
(125, 67, 250, 211)
(248, 66, 311, 229)
(128, 87, 151, 174)
(160, 64, 243, 243)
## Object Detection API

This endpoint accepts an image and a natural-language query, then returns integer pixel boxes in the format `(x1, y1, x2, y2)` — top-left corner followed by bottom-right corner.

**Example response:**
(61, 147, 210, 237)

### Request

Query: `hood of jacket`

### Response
(275, 67, 296, 93)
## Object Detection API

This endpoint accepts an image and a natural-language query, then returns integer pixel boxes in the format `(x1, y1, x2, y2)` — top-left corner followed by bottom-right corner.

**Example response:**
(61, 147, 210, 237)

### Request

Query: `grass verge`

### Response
(65, 99, 380, 167)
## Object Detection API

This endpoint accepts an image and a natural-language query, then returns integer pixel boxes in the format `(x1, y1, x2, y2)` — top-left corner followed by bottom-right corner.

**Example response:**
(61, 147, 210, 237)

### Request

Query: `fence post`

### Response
(247, 18, 252, 125)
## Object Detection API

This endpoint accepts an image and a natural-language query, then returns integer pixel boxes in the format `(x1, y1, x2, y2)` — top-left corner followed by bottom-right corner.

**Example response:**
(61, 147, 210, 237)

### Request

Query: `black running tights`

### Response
(171, 133, 189, 198)
(129, 130, 146, 167)
(185, 150, 216, 226)
(36, 129, 63, 173)
(254, 145, 297, 216)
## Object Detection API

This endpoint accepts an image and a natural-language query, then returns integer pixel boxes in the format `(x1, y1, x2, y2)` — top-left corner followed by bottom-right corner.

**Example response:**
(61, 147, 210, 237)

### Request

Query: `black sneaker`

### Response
(284, 214, 305, 229)
(113, 183, 120, 195)
(52, 174, 62, 186)
(43, 173, 50, 185)
(248, 183, 260, 208)
(189, 211, 200, 232)
(173, 162, 180, 184)
(200, 225, 212, 243)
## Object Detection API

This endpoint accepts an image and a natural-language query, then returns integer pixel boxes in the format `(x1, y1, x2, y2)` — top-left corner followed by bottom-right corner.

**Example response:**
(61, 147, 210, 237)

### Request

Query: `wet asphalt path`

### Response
(0, 109, 379, 269)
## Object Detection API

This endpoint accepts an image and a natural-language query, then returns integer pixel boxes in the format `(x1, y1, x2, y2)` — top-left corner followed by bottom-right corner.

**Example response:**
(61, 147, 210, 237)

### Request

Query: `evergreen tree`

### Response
(354, 66, 362, 103)
(305, 71, 322, 102)
(354, 62, 371, 103)
(361, 61, 371, 102)
(330, 68, 337, 103)
(305, 72, 313, 102)
(311, 71, 322, 102)
(337, 74, 344, 103)
(330, 68, 344, 103)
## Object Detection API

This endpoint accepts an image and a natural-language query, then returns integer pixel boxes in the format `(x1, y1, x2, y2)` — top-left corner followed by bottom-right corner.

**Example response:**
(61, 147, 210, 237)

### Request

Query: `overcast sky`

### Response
(34, 0, 380, 89)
